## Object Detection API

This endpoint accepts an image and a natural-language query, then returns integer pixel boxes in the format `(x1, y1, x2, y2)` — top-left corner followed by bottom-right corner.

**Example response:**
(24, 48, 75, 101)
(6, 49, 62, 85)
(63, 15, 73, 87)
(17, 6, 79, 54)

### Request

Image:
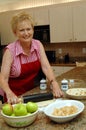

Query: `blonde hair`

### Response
(11, 11, 34, 34)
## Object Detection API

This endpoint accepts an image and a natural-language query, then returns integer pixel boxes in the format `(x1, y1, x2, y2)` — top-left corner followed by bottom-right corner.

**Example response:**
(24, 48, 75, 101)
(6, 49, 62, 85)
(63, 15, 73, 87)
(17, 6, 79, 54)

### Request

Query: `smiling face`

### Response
(15, 19, 34, 44)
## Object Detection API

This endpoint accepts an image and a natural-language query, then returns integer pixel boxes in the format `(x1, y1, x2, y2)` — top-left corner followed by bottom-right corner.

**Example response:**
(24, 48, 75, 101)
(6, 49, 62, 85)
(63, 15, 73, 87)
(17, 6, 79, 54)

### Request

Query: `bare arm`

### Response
(1, 49, 19, 103)
(39, 42, 63, 98)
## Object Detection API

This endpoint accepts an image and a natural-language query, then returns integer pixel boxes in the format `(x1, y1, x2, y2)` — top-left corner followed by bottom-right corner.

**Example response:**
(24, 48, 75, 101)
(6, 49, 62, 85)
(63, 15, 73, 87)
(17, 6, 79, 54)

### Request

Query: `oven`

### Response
(33, 25, 50, 43)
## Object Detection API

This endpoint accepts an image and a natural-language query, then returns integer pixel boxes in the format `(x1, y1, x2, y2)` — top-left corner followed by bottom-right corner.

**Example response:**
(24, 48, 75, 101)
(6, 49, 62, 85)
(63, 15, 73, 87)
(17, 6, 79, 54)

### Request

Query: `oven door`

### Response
(33, 25, 50, 43)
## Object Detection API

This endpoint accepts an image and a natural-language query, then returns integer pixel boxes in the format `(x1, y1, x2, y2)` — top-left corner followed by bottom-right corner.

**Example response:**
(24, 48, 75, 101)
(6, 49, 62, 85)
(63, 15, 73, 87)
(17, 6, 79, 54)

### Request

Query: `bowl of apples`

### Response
(1, 102, 38, 127)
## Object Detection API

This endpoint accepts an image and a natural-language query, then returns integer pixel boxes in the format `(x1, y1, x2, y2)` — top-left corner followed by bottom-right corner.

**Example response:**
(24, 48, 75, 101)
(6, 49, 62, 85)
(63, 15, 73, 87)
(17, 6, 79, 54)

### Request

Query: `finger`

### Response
(7, 98, 17, 104)
(13, 98, 17, 104)
(18, 98, 23, 103)
(55, 91, 62, 98)
(7, 98, 12, 104)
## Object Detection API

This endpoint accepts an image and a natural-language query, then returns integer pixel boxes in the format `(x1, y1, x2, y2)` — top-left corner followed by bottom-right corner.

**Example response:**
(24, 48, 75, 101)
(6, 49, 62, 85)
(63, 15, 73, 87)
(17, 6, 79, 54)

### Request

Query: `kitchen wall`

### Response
(44, 42, 86, 63)
(0, 0, 82, 13)
(1, 1, 86, 45)
(0, 1, 86, 64)
(0, 42, 86, 65)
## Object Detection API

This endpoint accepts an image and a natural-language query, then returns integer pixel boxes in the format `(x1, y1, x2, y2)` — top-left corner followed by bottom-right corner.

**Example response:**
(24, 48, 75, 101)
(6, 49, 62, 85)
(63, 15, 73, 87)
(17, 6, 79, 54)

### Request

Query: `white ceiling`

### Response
(0, 0, 82, 4)
(0, 0, 84, 13)
(0, 0, 18, 4)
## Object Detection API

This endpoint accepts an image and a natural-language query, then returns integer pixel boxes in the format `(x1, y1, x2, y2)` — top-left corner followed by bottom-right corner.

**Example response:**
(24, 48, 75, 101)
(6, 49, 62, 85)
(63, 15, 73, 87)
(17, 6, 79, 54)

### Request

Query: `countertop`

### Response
(51, 62, 76, 67)
(0, 67, 86, 130)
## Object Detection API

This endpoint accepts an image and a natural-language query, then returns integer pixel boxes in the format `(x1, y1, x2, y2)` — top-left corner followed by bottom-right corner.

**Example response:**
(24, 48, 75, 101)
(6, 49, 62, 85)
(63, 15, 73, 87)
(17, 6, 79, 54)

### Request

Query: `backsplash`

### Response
(44, 42, 86, 63)
(0, 42, 86, 65)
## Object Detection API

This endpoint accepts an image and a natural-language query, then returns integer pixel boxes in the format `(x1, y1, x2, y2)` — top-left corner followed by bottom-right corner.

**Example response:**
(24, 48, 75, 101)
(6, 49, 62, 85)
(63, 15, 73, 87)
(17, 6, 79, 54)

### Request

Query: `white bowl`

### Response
(44, 100, 84, 123)
(66, 88, 86, 99)
(1, 104, 38, 127)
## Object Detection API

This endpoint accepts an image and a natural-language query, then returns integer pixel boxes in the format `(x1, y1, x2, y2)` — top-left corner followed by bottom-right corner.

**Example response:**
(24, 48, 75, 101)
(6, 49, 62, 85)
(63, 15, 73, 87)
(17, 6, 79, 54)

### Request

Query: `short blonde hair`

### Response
(11, 11, 34, 34)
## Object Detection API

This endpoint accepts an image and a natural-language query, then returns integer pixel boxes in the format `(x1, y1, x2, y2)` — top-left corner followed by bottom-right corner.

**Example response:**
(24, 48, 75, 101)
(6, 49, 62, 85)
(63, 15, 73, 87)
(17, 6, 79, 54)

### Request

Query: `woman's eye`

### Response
(19, 29, 24, 32)
(27, 28, 31, 31)
(19, 28, 31, 32)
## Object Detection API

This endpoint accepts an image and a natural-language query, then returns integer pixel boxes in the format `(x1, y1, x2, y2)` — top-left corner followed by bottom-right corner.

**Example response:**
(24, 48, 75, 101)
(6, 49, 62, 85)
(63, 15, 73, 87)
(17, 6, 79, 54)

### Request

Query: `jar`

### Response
(61, 79, 68, 91)
(40, 79, 47, 90)
(69, 79, 74, 87)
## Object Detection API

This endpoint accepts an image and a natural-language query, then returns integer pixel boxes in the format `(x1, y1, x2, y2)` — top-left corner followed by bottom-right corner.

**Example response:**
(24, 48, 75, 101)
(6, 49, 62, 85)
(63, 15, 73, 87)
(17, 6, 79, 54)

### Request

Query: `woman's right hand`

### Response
(6, 91, 22, 104)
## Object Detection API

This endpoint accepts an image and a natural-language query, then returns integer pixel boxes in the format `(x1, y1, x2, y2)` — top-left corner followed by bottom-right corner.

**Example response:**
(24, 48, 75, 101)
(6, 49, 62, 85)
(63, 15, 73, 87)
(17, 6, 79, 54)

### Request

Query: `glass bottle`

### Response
(40, 78, 47, 90)
(61, 79, 68, 91)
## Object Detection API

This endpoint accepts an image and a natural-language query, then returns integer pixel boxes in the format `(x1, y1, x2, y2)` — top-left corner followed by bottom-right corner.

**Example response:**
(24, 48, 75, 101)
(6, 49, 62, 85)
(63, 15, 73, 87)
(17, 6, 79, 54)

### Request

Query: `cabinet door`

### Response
(63, 67, 75, 73)
(33, 7, 49, 25)
(73, 2, 86, 41)
(0, 8, 34, 45)
(49, 5, 72, 43)
(52, 66, 64, 77)
(52, 66, 75, 77)
(0, 11, 16, 45)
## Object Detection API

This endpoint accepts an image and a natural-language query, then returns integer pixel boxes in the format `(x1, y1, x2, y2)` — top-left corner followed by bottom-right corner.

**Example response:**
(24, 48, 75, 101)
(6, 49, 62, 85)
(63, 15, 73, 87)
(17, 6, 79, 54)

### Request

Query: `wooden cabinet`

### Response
(52, 66, 74, 77)
(49, 2, 86, 43)
(1, 2, 86, 44)
(52, 66, 64, 77)
(27, 7, 49, 26)
(33, 7, 49, 25)
(63, 66, 74, 74)
(49, 4, 72, 43)
(73, 2, 86, 41)
(0, 11, 16, 45)
(0, 7, 49, 45)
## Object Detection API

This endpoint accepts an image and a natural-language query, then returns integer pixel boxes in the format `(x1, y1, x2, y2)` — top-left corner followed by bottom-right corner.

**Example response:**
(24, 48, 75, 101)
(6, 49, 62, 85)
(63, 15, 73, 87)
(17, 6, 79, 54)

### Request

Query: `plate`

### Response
(66, 88, 86, 99)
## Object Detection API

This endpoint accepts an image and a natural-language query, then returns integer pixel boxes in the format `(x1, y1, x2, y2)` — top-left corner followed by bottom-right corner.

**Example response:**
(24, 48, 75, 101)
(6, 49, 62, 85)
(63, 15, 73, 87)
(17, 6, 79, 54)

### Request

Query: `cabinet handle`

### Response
(74, 38, 77, 41)
(69, 39, 72, 42)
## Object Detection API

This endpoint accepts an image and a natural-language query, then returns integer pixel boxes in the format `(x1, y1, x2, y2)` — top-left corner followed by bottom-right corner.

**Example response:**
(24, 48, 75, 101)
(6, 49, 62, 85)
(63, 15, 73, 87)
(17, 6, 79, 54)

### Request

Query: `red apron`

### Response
(8, 60, 41, 96)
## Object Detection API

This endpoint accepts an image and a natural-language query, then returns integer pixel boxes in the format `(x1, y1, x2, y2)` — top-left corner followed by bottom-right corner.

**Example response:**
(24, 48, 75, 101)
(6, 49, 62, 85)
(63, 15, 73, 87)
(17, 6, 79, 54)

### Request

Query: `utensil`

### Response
(22, 92, 53, 103)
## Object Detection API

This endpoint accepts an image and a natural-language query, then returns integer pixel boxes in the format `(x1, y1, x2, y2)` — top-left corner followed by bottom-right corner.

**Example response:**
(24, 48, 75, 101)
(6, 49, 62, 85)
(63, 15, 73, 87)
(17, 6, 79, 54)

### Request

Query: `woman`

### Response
(1, 12, 63, 104)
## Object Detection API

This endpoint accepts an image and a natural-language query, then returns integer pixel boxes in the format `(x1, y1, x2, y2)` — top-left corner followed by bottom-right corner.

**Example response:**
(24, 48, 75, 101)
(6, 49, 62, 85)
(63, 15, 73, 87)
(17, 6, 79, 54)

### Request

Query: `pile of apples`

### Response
(2, 102, 38, 117)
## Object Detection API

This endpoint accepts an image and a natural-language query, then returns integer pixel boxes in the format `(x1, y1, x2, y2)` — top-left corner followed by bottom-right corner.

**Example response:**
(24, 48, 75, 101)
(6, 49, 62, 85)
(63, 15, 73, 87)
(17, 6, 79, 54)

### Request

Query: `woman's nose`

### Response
(24, 30, 28, 35)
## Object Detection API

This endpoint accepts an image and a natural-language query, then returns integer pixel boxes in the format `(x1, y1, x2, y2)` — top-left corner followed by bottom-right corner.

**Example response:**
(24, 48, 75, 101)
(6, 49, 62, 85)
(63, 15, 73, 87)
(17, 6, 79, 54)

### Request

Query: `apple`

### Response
(13, 103, 27, 116)
(11, 113, 15, 116)
(26, 102, 38, 113)
(27, 113, 31, 116)
(2, 103, 13, 116)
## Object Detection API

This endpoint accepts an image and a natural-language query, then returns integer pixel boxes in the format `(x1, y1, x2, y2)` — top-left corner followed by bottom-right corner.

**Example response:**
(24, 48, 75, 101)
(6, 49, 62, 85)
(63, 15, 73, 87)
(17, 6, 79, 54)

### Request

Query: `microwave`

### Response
(33, 25, 50, 43)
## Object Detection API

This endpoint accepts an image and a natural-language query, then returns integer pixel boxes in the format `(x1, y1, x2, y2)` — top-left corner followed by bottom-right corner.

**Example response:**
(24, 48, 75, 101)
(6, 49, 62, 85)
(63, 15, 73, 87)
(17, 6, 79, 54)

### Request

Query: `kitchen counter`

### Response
(51, 62, 76, 67)
(0, 67, 86, 130)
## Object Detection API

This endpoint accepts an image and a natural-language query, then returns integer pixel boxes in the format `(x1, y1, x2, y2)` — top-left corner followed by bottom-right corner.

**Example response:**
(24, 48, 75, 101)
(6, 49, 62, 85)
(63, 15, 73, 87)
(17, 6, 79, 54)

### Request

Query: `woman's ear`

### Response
(14, 31, 17, 36)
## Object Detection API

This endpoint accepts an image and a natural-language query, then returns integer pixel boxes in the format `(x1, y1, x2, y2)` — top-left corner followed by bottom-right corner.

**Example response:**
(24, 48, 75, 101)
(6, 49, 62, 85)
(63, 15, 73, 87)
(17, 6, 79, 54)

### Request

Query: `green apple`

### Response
(27, 113, 31, 116)
(11, 113, 15, 116)
(2, 103, 13, 116)
(13, 103, 27, 116)
(26, 102, 38, 113)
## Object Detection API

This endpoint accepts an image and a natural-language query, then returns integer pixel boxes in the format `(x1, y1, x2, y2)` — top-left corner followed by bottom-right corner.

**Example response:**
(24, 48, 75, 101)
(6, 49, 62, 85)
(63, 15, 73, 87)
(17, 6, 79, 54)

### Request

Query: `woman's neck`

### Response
(20, 41, 31, 55)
